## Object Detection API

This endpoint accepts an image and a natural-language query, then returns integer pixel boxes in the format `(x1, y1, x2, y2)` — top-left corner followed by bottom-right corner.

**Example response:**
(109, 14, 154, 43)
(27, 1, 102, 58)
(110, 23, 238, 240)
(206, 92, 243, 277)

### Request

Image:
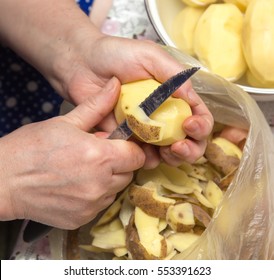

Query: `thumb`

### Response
(64, 77, 120, 131)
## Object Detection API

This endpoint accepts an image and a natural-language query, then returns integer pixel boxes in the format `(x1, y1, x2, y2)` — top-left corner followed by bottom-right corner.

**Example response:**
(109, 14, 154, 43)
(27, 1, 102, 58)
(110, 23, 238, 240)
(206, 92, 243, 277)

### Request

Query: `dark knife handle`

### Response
(23, 221, 52, 243)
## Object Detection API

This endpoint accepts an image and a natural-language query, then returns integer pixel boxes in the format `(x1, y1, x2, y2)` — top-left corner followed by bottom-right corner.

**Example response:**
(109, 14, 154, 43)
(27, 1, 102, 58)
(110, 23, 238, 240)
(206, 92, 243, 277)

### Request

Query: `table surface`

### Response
(9, 0, 274, 260)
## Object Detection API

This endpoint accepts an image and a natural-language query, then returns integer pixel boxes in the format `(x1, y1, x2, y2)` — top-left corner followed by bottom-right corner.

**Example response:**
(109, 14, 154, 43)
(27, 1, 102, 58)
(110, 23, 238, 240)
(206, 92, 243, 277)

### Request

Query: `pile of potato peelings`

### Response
(80, 124, 247, 259)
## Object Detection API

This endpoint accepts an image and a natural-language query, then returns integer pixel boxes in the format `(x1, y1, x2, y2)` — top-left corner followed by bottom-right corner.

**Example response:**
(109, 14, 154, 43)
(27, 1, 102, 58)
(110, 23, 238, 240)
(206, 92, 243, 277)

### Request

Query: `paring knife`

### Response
(22, 66, 200, 243)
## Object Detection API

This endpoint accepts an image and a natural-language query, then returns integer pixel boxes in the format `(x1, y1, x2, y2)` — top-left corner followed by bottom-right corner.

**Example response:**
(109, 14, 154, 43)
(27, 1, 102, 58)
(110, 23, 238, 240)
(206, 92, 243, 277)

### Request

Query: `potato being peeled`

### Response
(194, 3, 247, 81)
(114, 79, 192, 146)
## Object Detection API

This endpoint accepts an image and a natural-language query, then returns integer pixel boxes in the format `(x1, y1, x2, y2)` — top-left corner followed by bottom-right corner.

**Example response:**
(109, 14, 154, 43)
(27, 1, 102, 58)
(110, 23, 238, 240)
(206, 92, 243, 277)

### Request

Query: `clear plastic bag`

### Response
(166, 47, 274, 260)
(52, 47, 274, 260)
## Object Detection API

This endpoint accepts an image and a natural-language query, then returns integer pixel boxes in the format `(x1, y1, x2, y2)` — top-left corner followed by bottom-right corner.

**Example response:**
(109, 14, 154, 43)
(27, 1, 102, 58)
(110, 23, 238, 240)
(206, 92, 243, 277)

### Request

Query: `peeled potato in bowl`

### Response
(242, 0, 274, 87)
(193, 3, 247, 82)
(181, 0, 217, 7)
(223, 0, 251, 12)
(172, 6, 205, 56)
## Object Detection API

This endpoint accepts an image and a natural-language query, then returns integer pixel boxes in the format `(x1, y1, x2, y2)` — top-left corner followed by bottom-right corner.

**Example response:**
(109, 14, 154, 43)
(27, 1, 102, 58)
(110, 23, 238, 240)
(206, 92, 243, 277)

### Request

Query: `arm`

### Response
(0, 77, 145, 228)
(0, 0, 213, 166)
(0, 0, 214, 227)
(0, 0, 103, 98)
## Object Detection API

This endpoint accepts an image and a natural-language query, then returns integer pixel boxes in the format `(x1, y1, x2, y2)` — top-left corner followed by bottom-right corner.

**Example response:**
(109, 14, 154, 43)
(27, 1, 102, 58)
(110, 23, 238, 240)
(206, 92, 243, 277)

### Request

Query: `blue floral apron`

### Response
(0, 0, 94, 137)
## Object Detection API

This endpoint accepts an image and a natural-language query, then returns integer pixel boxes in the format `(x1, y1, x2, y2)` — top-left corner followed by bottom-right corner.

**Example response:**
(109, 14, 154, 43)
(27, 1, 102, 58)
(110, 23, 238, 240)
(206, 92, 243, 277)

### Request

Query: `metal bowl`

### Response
(144, 0, 274, 101)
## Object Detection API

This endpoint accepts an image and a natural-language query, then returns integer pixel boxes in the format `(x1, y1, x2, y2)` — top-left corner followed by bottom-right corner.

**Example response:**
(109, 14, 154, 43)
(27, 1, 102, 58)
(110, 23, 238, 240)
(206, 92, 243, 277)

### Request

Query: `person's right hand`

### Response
(0, 78, 145, 229)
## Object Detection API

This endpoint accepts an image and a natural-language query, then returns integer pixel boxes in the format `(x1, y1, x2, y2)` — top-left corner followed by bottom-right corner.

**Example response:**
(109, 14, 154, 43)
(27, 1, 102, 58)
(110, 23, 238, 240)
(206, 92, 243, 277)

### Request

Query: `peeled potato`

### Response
(246, 70, 274, 88)
(114, 79, 192, 146)
(172, 6, 205, 55)
(194, 3, 247, 81)
(223, 0, 251, 12)
(181, 0, 217, 8)
(242, 0, 274, 87)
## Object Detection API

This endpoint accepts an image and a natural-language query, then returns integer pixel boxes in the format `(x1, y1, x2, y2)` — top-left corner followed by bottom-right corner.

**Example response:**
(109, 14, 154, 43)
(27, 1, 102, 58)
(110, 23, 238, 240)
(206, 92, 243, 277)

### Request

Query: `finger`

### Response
(94, 131, 109, 138)
(139, 42, 213, 141)
(140, 143, 161, 170)
(96, 111, 118, 132)
(64, 76, 121, 131)
(122, 137, 161, 170)
(176, 89, 214, 141)
(93, 132, 146, 172)
(219, 126, 248, 145)
(183, 114, 213, 141)
(160, 138, 208, 166)
(140, 42, 193, 94)
(109, 172, 134, 194)
(104, 139, 146, 174)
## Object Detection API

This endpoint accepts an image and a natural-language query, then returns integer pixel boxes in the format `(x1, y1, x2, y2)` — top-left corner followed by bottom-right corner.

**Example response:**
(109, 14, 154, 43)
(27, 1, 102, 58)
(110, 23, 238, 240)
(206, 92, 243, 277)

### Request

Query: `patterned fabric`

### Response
(0, 49, 63, 136)
(76, 0, 94, 15)
(0, 0, 94, 137)
(101, 0, 160, 41)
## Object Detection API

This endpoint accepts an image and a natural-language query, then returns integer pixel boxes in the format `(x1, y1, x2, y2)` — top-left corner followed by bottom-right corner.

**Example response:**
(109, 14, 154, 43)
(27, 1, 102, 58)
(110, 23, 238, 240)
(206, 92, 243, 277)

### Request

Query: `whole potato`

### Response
(194, 3, 247, 81)
(181, 0, 217, 8)
(242, 0, 274, 87)
(223, 0, 251, 12)
(172, 6, 205, 56)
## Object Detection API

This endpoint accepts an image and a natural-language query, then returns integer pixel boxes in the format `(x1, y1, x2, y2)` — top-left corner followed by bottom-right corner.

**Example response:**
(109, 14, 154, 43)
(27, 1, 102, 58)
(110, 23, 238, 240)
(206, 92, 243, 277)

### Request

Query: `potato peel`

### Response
(80, 131, 244, 260)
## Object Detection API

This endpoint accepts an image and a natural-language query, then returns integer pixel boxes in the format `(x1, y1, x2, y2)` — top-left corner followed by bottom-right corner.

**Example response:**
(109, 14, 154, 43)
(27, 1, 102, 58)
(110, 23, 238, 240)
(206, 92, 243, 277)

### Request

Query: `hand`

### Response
(55, 36, 214, 167)
(0, 78, 145, 229)
(0, 0, 213, 167)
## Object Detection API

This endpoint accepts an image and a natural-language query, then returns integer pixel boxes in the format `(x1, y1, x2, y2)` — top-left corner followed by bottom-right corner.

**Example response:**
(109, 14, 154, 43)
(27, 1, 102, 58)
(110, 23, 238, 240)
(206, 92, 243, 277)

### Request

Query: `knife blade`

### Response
(23, 66, 199, 243)
(108, 66, 200, 140)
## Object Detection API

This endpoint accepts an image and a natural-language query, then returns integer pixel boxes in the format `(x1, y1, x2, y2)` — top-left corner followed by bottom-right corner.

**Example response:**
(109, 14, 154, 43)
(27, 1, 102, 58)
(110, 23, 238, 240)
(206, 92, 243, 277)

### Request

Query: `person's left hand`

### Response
(52, 36, 213, 168)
